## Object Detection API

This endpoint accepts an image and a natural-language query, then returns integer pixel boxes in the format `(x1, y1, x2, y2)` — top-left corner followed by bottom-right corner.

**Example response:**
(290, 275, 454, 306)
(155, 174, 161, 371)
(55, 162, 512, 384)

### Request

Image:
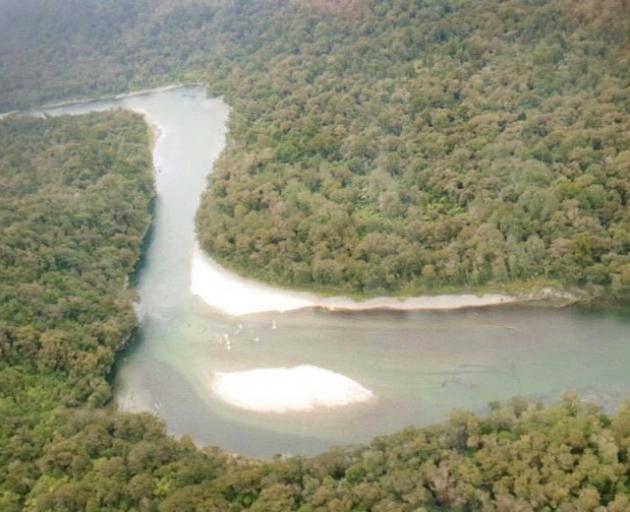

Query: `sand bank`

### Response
(190, 243, 520, 316)
(210, 365, 374, 413)
(190, 243, 316, 315)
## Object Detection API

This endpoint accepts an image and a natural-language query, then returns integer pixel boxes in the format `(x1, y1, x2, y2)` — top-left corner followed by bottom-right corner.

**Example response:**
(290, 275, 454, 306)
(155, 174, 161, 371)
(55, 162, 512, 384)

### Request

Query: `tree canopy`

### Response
(1, 1, 630, 510)
(4, 0, 627, 298)
(0, 108, 629, 512)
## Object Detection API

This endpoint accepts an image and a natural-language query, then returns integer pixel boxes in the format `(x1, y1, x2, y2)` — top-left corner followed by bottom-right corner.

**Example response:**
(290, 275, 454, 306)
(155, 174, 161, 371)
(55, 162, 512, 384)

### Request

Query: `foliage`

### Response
(0, 113, 223, 511)
(1, 2, 630, 511)
(196, 0, 630, 297)
(0, 113, 153, 401)
(0, 121, 628, 511)
(0, 0, 629, 297)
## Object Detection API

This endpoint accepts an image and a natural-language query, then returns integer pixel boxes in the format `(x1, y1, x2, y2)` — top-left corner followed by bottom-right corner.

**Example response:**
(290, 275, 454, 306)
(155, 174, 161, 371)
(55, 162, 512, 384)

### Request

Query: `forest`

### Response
(0, 1, 630, 511)
(1, 0, 629, 298)
(0, 114, 628, 511)
(197, 0, 630, 298)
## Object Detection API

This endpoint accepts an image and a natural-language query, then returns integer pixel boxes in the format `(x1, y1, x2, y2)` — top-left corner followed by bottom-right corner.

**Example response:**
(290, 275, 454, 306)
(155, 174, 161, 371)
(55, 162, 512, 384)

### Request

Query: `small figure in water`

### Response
(272, 320, 277, 330)
(254, 337, 260, 343)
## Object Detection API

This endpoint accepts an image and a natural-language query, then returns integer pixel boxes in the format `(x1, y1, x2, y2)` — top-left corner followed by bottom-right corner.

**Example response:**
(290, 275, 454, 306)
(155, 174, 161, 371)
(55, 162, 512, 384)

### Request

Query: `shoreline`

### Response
(0, 83, 207, 118)
(2, 85, 584, 318)
(2, 88, 170, 156)
(190, 243, 577, 316)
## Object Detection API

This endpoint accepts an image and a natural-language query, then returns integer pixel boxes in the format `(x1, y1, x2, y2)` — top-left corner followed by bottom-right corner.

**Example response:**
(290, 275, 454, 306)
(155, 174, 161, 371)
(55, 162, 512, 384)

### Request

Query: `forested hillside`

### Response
(0, 113, 154, 403)
(197, 0, 630, 297)
(0, 114, 629, 512)
(1, 4, 630, 510)
(1, 0, 629, 298)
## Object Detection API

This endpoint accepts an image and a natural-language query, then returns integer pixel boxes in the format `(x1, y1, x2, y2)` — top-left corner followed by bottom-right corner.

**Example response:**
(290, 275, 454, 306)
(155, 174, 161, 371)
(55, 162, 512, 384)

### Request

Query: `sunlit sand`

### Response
(210, 365, 374, 413)
(191, 243, 316, 315)
(190, 243, 519, 316)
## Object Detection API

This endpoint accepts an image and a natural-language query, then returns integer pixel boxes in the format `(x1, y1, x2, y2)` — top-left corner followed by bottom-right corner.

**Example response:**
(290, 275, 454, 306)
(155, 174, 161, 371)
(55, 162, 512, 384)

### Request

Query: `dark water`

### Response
(42, 87, 630, 458)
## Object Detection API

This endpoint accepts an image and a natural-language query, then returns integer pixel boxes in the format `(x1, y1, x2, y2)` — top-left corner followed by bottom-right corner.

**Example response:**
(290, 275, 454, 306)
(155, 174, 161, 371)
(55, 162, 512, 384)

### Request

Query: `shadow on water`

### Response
(569, 302, 630, 323)
(108, 198, 157, 389)
(108, 323, 145, 390)
(129, 196, 157, 289)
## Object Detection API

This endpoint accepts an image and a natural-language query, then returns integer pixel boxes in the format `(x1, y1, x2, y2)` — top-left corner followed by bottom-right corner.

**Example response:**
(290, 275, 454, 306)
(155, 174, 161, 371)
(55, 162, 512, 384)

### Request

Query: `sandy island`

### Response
(210, 365, 374, 413)
(190, 243, 522, 316)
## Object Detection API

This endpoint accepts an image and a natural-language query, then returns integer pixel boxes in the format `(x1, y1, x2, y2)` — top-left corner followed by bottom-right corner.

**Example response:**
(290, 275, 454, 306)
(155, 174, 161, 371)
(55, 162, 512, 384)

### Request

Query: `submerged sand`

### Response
(210, 365, 374, 413)
(190, 243, 520, 316)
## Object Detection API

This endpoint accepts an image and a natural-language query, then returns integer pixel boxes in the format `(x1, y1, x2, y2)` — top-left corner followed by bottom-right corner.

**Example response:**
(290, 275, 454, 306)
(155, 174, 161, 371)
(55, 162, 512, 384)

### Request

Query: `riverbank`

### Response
(190, 243, 578, 316)
(3, 88, 169, 161)
(20, 83, 206, 116)
(32, 86, 627, 461)
(1, 86, 602, 317)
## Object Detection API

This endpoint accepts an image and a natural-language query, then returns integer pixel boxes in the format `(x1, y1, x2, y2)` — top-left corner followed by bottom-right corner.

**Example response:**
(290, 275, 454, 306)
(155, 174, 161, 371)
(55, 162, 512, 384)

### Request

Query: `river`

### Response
(38, 86, 630, 458)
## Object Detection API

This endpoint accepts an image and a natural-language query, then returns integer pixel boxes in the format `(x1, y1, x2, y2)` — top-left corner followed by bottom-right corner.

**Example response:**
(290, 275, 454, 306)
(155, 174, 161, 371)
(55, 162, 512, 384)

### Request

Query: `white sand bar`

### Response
(191, 243, 316, 315)
(190, 243, 520, 316)
(211, 365, 374, 413)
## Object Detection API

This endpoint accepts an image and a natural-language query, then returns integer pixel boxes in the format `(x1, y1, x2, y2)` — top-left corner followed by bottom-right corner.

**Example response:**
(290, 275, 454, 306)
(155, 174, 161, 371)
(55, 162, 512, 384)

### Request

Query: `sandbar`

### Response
(210, 365, 374, 413)
(190, 243, 520, 316)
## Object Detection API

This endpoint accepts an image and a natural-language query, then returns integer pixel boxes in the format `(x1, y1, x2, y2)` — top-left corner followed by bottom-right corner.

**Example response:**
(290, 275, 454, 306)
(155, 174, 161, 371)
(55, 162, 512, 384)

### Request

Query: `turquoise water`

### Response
(42, 87, 630, 458)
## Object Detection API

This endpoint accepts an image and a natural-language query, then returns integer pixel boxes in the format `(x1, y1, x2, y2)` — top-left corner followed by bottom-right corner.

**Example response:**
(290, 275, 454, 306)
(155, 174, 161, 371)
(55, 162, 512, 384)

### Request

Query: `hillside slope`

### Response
(4, 0, 628, 298)
(1, 8, 630, 509)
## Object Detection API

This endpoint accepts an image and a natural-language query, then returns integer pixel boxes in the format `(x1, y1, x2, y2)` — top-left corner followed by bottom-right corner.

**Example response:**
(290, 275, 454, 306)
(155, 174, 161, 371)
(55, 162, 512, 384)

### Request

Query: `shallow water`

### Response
(41, 87, 630, 458)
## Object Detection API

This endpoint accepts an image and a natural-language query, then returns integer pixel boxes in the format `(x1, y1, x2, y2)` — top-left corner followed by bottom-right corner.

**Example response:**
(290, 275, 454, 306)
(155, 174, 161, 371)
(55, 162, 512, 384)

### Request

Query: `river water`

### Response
(40, 86, 630, 458)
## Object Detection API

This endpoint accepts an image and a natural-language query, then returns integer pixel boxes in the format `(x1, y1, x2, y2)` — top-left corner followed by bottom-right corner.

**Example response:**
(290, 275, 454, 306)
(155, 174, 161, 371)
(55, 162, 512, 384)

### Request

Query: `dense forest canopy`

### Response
(1, 0, 629, 298)
(0, 113, 214, 511)
(1, 1, 630, 511)
(0, 113, 154, 402)
(198, 0, 630, 297)
(2, 114, 629, 512)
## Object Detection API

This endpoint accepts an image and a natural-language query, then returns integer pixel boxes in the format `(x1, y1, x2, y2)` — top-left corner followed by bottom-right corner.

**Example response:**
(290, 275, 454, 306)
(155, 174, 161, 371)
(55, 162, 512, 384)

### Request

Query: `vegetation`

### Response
(0, 113, 237, 511)
(198, 0, 630, 298)
(0, 113, 153, 402)
(1, 0, 629, 298)
(0, 114, 629, 512)
(165, 397, 630, 511)
(1, 1, 630, 511)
